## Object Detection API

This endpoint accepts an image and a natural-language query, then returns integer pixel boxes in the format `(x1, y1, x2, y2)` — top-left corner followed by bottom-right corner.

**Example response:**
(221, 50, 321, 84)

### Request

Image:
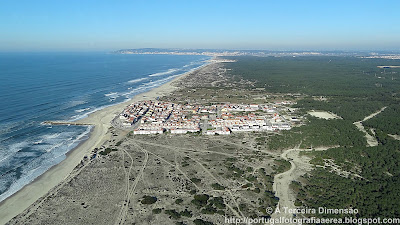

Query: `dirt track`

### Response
(353, 106, 386, 147)
(270, 146, 333, 224)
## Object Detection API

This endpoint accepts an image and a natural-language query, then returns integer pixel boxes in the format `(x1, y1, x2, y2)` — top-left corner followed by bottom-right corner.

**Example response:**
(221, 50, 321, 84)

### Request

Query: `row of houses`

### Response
(120, 100, 293, 135)
(220, 102, 293, 113)
(210, 120, 291, 132)
(221, 103, 260, 112)
(133, 121, 201, 135)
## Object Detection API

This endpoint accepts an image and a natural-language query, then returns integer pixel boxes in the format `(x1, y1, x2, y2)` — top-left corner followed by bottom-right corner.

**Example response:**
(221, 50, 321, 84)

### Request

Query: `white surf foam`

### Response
(0, 141, 29, 163)
(127, 77, 148, 84)
(0, 126, 92, 203)
(33, 139, 43, 145)
(70, 59, 211, 121)
(75, 107, 91, 113)
(104, 92, 118, 97)
(0, 152, 65, 202)
(121, 74, 180, 98)
(148, 68, 180, 77)
(69, 104, 112, 121)
(42, 133, 61, 140)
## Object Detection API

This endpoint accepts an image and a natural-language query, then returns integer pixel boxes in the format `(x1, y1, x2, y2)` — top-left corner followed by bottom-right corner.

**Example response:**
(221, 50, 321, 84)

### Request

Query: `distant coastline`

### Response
(113, 48, 400, 58)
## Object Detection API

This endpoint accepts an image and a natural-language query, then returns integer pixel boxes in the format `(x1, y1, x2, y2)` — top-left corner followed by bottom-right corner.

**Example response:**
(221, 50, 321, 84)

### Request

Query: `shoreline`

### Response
(0, 63, 211, 225)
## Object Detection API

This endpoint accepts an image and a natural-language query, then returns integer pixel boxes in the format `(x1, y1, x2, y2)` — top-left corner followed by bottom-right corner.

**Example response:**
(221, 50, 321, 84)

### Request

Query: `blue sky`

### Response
(1, 0, 399, 51)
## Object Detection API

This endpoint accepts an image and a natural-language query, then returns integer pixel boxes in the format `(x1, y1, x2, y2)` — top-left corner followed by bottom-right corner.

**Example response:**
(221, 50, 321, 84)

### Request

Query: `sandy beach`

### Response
(0, 66, 199, 225)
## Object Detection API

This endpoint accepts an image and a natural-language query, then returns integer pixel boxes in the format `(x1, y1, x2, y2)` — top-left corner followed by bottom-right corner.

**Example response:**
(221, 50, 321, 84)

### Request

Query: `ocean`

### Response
(0, 52, 210, 202)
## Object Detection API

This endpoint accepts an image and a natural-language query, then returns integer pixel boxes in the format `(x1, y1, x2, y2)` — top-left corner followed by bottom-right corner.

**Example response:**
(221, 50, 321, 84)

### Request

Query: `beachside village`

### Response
(118, 100, 296, 135)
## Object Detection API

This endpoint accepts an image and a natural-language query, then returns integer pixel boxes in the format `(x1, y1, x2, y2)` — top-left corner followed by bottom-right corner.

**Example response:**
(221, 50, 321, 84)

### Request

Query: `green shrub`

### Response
(209, 197, 226, 209)
(99, 148, 118, 155)
(141, 195, 157, 204)
(175, 198, 183, 204)
(191, 194, 209, 207)
(190, 178, 202, 183)
(152, 208, 162, 214)
(165, 209, 181, 219)
(211, 183, 225, 190)
(180, 209, 193, 217)
(201, 205, 217, 214)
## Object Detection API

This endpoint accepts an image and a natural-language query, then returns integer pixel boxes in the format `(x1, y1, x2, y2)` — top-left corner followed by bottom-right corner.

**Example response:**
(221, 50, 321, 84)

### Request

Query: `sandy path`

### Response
(115, 146, 135, 225)
(270, 147, 302, 224)
(362, 107, 387, 121)
(115, 143, 148, 225)
(353, 106, 386, 147)
(353, 122, 378, 147)
(388, 134, 400, 140)
(270, 146, 331, 224)
(0, 65, 202, 225)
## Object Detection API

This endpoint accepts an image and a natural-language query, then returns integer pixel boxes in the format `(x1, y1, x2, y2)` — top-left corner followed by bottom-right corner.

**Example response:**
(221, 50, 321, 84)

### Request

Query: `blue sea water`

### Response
(0, 52, 210, 202)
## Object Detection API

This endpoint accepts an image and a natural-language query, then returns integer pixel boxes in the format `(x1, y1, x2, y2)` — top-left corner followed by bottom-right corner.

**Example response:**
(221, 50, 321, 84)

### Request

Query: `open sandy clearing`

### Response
(307, 111, 341, 120)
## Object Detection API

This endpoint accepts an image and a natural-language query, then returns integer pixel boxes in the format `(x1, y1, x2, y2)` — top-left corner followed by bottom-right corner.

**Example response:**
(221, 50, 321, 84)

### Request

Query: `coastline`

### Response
(0, 64, 208, 225)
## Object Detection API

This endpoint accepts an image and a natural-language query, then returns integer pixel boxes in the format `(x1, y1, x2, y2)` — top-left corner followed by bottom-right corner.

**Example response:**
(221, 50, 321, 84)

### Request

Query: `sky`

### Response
(0, 0, 400, 51)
